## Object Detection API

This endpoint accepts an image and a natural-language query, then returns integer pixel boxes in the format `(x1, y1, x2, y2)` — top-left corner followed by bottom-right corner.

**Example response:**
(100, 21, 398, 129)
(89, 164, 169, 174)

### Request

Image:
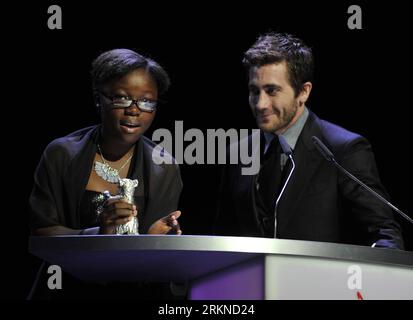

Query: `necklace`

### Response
(94, 144, 134, 183)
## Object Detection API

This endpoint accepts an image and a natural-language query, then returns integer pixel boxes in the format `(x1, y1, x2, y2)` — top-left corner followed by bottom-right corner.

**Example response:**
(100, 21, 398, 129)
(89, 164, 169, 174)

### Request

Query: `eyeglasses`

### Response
(99, 91, 157, 113)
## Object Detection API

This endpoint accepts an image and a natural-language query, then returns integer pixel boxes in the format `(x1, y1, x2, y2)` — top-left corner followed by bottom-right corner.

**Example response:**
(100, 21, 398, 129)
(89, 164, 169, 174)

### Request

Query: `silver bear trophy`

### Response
(102, 178, 139, 235)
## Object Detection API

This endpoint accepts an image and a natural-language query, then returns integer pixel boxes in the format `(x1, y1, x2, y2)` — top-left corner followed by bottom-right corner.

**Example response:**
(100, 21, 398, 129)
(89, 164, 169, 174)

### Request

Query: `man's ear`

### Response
(299, 82, 312, 106)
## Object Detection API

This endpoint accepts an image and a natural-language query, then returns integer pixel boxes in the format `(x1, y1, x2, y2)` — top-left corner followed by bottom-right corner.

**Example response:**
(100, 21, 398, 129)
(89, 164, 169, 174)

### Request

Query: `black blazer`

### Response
(215, 111, 404, 249)
(29, 125, 182, 234)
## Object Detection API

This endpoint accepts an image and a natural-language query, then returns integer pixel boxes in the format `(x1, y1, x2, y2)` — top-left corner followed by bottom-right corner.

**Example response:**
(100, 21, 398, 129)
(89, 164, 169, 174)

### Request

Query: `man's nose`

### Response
(256, 92, 270, 110)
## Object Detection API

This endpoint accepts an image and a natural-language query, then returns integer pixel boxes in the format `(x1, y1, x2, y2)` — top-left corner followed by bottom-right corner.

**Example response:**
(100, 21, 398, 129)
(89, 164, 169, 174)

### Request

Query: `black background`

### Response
(3, 1, 412, 301)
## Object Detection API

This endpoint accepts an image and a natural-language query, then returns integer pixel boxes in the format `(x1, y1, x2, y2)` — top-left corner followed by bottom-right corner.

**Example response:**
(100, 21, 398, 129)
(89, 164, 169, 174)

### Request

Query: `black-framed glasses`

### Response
(98, 91, 157, 112)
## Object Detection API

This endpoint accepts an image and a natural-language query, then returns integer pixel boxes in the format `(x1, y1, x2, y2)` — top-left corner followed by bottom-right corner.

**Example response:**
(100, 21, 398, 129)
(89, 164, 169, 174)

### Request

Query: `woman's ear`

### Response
(93, 90, 101, 108)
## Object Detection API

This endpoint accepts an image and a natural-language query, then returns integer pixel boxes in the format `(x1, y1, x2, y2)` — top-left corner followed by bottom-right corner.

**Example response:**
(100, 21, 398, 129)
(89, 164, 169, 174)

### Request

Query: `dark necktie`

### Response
(257, 138, 282, 213)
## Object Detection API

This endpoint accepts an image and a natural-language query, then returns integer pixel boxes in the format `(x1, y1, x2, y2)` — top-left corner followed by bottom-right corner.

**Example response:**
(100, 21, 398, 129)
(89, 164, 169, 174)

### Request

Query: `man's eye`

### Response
(249, 89, 259, 96)
(267, 89, 278, 96)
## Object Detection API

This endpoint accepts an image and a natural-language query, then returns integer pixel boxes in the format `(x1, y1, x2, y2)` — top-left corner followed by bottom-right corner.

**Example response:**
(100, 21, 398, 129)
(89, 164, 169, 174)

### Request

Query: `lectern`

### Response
(29, 235, 413, 299)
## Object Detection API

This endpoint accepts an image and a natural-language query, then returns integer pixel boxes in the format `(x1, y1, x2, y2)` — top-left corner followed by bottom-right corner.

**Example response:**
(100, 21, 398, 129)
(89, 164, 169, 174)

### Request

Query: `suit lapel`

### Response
(276, 112, 325, 233)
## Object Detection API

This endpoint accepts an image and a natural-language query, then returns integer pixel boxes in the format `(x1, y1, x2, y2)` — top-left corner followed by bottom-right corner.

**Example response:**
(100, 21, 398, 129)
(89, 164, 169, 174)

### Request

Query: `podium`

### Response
(29, 235, 413, 299)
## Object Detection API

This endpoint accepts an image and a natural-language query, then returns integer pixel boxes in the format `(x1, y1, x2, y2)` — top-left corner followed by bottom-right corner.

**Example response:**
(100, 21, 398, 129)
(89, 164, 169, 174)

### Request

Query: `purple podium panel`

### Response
(190, 257, 265, 300)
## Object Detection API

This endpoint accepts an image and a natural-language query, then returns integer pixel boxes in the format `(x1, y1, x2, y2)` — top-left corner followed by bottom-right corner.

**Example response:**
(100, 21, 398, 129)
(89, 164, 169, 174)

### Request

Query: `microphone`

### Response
(279, 134, 293, 156)
(312, 135, 334, 161)
(274, 135, 296, 237)
(311, 136, 413, 225)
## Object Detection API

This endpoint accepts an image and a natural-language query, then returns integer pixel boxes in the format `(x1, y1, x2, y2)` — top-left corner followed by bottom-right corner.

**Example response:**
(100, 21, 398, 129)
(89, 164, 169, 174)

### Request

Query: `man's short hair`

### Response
(243, 32, 313, 96)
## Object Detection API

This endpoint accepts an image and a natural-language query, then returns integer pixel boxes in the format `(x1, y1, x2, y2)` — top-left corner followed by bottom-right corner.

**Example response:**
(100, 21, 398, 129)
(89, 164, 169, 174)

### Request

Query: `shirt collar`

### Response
(263, 106, 309, 153)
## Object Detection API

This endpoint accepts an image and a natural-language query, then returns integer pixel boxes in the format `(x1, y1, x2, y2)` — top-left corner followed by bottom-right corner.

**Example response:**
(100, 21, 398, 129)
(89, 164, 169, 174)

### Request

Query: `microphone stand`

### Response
(331, 158, 413, 224)
(312, 135, 413, 225)
(274, 154, 296, 237)
(274, 135, 296, 237)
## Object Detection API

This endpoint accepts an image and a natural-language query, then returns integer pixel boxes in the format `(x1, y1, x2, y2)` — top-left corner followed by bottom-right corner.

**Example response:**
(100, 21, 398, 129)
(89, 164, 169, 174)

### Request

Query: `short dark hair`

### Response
(91, 48, 170, 95)
(243, 32, 313, 96)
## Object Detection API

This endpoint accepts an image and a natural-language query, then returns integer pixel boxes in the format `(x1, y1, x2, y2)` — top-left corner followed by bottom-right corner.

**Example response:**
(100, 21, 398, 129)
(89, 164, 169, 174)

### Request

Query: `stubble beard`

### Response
(258, 101, 299, 134)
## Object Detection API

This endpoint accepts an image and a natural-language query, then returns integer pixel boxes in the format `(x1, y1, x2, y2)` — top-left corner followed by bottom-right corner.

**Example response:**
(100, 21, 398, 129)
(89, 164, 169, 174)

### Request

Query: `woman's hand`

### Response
(98, 197, 137, 234)
(148, 211, 182, 235)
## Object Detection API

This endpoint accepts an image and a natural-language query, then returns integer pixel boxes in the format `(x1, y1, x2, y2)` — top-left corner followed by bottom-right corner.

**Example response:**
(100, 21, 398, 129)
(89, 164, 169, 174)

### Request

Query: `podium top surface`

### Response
(30, 235, 413, 266)
(28, 235, 413, 296)
(29, 235, 413, 282)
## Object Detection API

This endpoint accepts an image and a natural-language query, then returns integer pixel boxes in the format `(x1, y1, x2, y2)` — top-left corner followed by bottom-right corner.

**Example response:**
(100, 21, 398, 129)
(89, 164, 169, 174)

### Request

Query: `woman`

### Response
(29, 48, 182, 236)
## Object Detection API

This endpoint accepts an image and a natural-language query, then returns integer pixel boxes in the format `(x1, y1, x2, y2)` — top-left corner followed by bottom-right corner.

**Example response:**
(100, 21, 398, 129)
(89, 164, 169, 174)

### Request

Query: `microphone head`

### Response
(311, 136, 335, 161)
(278, 135, 293, 155)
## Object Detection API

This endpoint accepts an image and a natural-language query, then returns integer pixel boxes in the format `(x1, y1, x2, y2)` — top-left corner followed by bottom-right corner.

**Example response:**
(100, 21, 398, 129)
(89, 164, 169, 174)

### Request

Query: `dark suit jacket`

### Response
(215, 111, 404, 249)
(29, 125, 182, 234)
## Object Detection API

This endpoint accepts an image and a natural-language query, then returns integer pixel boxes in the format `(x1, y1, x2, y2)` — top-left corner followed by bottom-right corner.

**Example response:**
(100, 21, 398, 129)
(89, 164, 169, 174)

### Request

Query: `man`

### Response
(214, 32, 403, 249)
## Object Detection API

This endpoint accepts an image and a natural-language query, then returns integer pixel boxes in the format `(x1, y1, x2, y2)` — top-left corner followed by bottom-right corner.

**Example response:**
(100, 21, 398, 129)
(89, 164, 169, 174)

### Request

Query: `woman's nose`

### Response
(125, 102, 141, 115)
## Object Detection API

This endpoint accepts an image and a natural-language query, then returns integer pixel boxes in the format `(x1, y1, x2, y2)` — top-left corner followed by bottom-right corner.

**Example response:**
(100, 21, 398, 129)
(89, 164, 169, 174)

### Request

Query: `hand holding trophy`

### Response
(103, 178, 139, 235)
